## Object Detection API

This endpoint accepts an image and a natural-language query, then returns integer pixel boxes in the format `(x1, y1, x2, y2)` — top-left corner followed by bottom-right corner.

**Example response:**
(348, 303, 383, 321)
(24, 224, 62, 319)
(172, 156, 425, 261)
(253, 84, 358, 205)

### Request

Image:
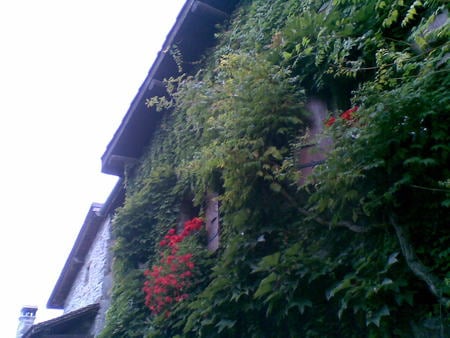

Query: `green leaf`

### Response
(254, 272, 278, 299)
(395, 292, 414, 306)
(270, 182, 282, 192)
(259, 252, 281, 269)
(282, 51, 292, 60)
(387, 252, 399, 267)
(442, 199, 450, 208)
(404, 157, 437, 167)
(216, 319, 237, 333)
(326, 277, 352, 300)
(288, 299, 313, 314)
(366, 305, 390, 327)
(264, 146, 283, 160)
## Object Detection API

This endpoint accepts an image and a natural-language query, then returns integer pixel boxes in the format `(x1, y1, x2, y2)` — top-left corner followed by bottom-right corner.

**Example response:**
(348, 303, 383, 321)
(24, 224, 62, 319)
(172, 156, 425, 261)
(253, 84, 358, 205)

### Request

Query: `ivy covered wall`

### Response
(100, 0, 449, 337)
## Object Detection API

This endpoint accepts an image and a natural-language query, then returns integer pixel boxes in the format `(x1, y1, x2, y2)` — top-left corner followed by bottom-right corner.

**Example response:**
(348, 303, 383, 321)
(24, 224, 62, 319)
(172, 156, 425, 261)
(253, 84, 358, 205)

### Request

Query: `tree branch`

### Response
(390, 215, 449, 307)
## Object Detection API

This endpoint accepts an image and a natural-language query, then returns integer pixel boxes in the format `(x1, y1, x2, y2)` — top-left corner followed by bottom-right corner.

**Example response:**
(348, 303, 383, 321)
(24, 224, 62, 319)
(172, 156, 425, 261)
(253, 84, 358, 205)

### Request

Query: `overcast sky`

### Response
(0, 1, 185, 336)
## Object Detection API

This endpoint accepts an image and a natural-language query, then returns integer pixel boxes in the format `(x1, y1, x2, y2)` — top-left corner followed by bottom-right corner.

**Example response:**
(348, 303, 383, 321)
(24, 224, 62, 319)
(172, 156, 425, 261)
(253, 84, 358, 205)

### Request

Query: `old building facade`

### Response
(18, 183, 123, 338)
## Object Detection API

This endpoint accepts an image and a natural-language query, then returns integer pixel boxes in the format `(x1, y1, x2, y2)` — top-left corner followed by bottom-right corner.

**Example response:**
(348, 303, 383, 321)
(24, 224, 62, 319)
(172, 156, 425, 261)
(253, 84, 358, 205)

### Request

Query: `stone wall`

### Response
(63, 216, 113, 336)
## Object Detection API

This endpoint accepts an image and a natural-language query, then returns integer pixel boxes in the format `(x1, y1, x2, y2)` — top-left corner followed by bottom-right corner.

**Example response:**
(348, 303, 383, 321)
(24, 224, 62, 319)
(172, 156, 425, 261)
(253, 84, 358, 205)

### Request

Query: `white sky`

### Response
(0, 1, 185, 336)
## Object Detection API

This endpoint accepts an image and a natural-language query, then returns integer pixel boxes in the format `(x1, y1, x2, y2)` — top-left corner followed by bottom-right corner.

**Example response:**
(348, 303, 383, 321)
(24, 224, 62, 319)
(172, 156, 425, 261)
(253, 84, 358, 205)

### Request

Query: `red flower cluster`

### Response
(158, 217, 203, 251)
(325, 116, 336, 127)
(143, 218, 203, 315)
(325, 106, 359, 126)
(340, 106, 358, 120)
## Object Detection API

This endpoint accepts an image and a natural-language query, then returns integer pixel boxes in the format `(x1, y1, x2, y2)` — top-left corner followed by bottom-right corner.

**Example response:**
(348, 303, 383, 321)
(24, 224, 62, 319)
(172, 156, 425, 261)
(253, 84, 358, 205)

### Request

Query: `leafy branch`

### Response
(390, 215, 449, 307)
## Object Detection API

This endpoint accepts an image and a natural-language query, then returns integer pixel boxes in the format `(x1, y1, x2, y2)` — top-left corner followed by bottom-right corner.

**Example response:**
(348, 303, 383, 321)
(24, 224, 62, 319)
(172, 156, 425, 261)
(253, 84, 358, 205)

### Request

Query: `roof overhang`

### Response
(101, 0, 239, 176)
(47, 180, 125, 309)
(47, 204, 104, 309)
(23, 303, 100, 337)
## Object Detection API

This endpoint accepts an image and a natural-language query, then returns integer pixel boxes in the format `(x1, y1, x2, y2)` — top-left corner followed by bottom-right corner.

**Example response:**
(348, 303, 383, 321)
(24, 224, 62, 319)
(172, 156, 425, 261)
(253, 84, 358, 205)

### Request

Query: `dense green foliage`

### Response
(101, 0, 449, 337)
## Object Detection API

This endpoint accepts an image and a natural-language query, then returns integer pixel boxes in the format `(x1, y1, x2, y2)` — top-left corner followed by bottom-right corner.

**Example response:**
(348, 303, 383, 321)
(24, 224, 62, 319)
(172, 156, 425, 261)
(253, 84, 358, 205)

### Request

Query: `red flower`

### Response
(183, 217, 203, 235)
(143, 217, 202, 315)
(179, 253, 193, 263)
(175, 294, 189, 302)
(190, 217, 203, 230)
(340, 106, 358, 121)
(181, 271, 192, 278)
(325, 116, 336, 127)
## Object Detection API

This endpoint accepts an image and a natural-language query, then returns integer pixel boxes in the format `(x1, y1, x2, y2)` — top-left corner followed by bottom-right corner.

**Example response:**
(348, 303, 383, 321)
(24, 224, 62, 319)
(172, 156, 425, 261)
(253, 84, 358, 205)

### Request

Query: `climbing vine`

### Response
(101, 0, 449, 337)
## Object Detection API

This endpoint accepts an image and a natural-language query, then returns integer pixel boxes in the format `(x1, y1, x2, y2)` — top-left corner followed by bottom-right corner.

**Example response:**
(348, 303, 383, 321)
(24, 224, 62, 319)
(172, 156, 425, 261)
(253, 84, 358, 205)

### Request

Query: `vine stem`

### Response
(409, 184, 450, 193)
(281, 186, 448, 306)
(279, 188, 369, 233)
(390, 215, 449, 307)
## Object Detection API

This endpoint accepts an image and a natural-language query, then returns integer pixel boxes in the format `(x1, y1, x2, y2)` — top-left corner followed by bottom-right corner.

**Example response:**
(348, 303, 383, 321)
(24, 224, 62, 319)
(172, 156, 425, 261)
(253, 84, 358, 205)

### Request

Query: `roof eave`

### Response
(47, 204, 104, 309)
(101, 0, 239, 176)
(24, 303, 100, 338)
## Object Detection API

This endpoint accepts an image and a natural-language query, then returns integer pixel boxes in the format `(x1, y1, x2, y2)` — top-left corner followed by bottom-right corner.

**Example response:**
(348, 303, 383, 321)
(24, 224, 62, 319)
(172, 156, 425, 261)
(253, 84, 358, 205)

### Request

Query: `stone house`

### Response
(18, 182, 124, 338)
(17, 2, 240, 336)
(18, 1, 330, 336)
(18, 1, 450, 336)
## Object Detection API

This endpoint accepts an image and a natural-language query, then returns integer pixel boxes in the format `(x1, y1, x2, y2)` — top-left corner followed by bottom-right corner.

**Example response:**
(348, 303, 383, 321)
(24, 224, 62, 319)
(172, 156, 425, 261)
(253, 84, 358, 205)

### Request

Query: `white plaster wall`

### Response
(64, 217, 111, 313)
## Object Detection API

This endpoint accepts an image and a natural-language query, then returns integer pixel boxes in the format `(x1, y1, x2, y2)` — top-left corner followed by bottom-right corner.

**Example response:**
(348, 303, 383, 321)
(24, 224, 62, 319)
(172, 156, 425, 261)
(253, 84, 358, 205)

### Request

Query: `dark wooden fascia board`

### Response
(47, 206, 104, 309)
(101, 0, 239, 176)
